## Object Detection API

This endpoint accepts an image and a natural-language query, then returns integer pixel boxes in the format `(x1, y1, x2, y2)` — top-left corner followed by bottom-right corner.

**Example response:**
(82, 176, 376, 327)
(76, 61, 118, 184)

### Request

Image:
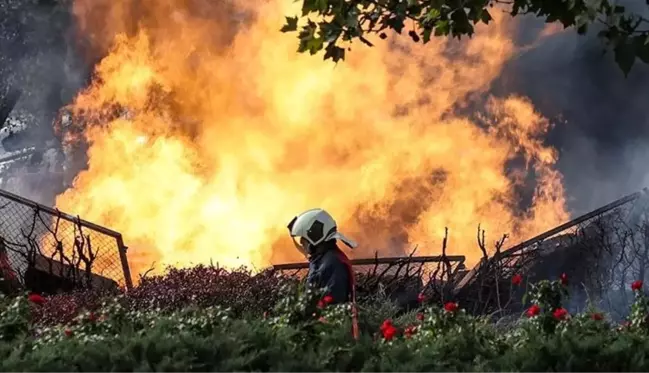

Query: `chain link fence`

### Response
(454, 188, 649, 319)
(0, 188, 133, 295)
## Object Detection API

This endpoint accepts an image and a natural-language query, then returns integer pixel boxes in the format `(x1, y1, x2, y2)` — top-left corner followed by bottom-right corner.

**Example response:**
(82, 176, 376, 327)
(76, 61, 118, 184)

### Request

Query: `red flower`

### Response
(382, 325, 398, 340)
(416, 312, 424, 321)
(317, 295, 335, 309)
(380, 319, 393, 331)
(632, 280, 643, 291)
(591, 313, 603, 321)
(417, 293, 426, 303)
(27, 294, 45, 306)
(443, 302, 459, 313)
(511, 274, 523, 286)
(526, 304, 541, 317)
(318, 316, 328, 324)
(64, 329, 73, 337)
(382, 324, 398, 341)
(553, 307, 569, 321)
(404, 325, 417, 339)
(560, 273, 568, 286)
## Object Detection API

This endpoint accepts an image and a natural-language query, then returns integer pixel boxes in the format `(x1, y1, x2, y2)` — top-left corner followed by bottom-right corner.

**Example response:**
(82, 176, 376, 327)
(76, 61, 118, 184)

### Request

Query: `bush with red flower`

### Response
(5, 268, 649, 371)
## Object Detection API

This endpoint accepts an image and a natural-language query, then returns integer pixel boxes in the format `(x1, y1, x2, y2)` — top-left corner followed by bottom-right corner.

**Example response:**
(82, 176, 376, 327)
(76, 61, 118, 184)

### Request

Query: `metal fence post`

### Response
(116, 235, 134, 290)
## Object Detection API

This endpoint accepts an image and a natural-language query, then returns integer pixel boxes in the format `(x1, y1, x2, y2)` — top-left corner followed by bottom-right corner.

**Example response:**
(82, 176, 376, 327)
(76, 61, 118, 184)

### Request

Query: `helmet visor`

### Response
(291, 236, 312, 257)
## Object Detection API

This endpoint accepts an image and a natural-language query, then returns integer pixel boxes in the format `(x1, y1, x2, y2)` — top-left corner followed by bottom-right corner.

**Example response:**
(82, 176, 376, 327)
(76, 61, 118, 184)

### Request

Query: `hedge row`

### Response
(30, 265, 293, 325)
(29, 264, 427, 326)
(4, 273, 649, 371)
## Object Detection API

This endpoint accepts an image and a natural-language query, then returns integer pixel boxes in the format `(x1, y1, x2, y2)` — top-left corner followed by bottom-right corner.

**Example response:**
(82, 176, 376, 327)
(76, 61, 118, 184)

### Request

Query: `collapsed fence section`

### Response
(454, 187, 649, 319)
(0, 188, 133, 295)
(273, 254, 467, 306)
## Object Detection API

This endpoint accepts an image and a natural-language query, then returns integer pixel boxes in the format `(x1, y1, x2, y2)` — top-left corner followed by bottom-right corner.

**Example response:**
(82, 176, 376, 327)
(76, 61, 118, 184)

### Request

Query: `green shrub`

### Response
(4, 273, 649, 371)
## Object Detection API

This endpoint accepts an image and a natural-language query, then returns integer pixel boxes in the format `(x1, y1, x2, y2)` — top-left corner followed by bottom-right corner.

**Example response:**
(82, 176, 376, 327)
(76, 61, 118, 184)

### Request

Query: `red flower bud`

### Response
(317, 295, 334, 309)
(27, 293, 45, 306)
(381, 324, 398, 341)
(591, 313, 603, 321)
(632, 280, 643, 291)
(511, 274, 523, 286)
(380, 319, 393, 331)
(526, 304, 541, 318)
(416, 312, 424, 321)
(560, 273, 568, 286)
(64, 329, 73, 337)
(553, 307, 569, 321)
(443, 302, 459, 313)
(417, 293, 426, 303)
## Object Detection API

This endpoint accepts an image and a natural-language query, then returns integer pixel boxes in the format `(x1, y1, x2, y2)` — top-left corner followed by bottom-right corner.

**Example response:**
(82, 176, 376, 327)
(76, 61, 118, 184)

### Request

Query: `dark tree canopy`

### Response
(280, 0, 649, 76)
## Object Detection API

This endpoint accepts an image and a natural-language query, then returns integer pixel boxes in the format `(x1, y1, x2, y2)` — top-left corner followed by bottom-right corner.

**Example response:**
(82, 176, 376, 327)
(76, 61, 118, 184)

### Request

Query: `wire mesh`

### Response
(454, 188, 649, 317)
(0, 188, 133, 294)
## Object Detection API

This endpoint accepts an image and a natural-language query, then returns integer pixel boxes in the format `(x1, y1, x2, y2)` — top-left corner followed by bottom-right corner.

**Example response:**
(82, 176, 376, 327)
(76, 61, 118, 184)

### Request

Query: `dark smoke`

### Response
(0, 0, 89, 205)
(492, 9, 649, 215)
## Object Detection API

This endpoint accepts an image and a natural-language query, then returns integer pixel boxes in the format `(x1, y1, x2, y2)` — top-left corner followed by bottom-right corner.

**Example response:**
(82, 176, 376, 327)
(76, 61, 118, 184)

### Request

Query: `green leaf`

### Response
(280, 16, 299, 33)
(633, 35, 649, 64)
(323, 43, 345, 62)
(422, 27, 432, 43)
(614, 37, 636, 76)
(426, 8, 441, 21)
(302, 0, 326, 15)
(386, 16, 405, 33)
(306, 36, 325, 54)
(480, 10, 492, 24)
(434, 20, 449, 36)
(575, 14, 590, 34)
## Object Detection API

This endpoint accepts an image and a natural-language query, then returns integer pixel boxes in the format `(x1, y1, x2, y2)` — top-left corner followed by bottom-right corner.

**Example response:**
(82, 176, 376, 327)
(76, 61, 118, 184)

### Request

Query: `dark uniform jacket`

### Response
(306, 242, 353, 304)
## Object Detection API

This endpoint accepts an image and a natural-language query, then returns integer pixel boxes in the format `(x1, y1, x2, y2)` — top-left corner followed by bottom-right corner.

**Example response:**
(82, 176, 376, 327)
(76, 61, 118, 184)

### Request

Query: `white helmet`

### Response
(287, 208, 358, 257)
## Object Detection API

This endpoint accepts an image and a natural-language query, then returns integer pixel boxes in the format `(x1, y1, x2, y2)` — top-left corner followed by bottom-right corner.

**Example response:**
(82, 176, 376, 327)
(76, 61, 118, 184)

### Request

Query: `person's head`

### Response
(287, 208, 358, 258)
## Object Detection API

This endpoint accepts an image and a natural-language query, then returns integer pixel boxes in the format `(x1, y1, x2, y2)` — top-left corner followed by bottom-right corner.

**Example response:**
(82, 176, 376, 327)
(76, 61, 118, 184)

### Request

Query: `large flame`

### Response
(55, 0, 569, 277)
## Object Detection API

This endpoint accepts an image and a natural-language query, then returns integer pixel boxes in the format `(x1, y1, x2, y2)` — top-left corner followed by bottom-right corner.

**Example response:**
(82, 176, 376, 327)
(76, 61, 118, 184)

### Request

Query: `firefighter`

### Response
(286, 208, 357, 304)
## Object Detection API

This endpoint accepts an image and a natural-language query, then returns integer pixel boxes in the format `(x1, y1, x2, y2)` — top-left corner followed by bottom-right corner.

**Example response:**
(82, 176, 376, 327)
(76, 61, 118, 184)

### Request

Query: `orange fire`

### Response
(55, 0, 569, 278)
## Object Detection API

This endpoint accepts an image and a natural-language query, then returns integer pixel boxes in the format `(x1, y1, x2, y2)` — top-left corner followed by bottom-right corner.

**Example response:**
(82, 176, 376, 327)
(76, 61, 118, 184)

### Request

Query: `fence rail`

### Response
(273, 253, 467, 304)
(0, 188, 133, 294)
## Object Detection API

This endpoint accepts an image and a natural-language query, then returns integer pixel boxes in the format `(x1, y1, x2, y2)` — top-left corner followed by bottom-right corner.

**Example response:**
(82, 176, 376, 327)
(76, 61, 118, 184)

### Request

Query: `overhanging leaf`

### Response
(324, 43, 346, 62)
(633, 35, 649, 64)
(280, 16, 299, 33)
(614, 37, 636, 76)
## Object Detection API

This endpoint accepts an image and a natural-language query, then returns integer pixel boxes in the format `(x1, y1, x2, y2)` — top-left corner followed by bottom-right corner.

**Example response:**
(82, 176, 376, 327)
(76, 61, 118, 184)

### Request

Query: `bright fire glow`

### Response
(55, 0, 569, 279)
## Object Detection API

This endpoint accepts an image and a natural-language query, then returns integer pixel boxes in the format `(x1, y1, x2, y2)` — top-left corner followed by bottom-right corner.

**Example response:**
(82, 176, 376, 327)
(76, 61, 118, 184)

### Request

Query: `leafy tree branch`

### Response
(281, 0, 649, 76)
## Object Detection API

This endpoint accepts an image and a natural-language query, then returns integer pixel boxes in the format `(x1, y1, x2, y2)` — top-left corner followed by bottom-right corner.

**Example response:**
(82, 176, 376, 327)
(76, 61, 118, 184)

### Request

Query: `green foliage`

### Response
(281, 0, 649, 75)
(0, 293, 30, 342)
(6, 277, 649, 370)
